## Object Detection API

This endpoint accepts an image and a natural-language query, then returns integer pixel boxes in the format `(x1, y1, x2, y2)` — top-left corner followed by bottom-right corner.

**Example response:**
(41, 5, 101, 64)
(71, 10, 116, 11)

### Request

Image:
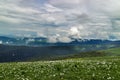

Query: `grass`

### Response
(0, 56, 120, 80)
(99, 47, 120, 56)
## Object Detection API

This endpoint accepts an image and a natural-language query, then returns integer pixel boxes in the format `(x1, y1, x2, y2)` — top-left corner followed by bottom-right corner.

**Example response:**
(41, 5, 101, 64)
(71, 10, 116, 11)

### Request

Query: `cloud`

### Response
(47, 34, 72, 43)
(44, 3, 63, 13)
(0, 41, 2, 44)
(0, 0, 120, 43)
(88, 0, 120, 17)
(0, 15, 25, 23)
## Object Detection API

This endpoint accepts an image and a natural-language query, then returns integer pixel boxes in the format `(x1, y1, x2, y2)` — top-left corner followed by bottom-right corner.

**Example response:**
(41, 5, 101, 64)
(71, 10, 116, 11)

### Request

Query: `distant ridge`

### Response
(0, 36, 120, 62)
(0, 36, 120, 46)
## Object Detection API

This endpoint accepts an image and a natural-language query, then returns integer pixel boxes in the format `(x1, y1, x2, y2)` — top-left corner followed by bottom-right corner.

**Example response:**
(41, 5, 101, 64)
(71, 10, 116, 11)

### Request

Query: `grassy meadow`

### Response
(0, 56, 120, 80)
(100, 47, 120, 56)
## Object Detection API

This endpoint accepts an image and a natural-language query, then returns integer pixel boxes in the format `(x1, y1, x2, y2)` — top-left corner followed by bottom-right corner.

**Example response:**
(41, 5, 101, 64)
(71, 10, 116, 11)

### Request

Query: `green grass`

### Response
(99, 47, 120, 56)
(0, 56, 120, 80)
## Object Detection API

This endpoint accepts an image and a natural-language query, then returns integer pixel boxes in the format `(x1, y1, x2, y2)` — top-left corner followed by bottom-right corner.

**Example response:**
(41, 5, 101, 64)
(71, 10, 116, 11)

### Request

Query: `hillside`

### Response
(0, 43, 120, 62)
(39, 47, 120, 61)
(0, 56, 120, 80)
(74, 47, 120, 57)
(99, 47, 120, 56)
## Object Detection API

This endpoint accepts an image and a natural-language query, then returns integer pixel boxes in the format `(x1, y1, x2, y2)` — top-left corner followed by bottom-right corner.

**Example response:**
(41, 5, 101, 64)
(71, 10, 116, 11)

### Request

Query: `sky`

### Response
(0, 0, 120, 43)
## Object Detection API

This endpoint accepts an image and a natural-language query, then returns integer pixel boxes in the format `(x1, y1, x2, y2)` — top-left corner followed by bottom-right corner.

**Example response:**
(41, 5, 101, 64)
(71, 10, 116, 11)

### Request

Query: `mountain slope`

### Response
(0, 36, 120, 62)
(99, 47, 120, 56)
(0, 43, 120, 62)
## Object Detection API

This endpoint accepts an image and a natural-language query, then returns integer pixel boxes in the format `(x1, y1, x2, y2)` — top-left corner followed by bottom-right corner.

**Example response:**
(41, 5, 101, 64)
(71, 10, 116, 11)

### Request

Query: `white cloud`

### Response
(44, 3, 63, 13)
(0, 41, 2, 44)
(70, 27, 79, 35)
(47, 36, 58, 43)
(49, 0, 84, 9)
(0, 15, 26, 23)
(47, 34, 72, 43)
(88, 0, 120, 17)
(0, 0, 120, 42)
(57, 37, 72, 43)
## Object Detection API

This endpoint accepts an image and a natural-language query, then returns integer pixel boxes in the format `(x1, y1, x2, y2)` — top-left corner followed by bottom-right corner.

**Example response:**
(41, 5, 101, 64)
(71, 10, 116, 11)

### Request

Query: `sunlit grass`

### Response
(99, 47, 120, 56)
(0, 56, 120, 80)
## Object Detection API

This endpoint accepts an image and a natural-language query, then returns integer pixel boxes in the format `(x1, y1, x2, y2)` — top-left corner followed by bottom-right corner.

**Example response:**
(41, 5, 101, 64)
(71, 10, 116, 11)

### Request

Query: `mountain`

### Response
(0, 43, 120, 62)
(0, 36, 120, 62)
(0, 36, 48, 46)
(0, 36, 120, 46)
(0, 41, 120, 62)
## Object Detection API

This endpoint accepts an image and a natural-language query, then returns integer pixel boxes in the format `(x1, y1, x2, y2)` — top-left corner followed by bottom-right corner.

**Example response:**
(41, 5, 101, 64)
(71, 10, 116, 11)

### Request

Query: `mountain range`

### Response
(0, 36, 120, 46)
(0, 36, 120, 62)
